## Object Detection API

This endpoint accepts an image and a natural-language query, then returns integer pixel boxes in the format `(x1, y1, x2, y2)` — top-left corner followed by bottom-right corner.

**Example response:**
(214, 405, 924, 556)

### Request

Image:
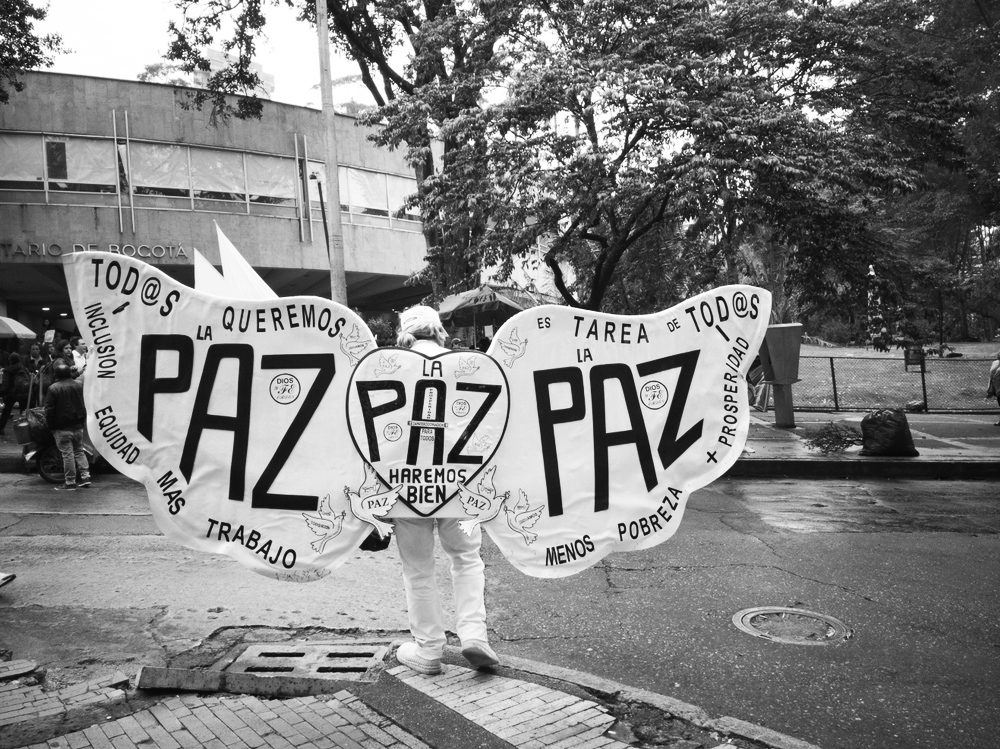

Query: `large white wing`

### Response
(63, 252, 376, 581)
(483, 287, 772, 577)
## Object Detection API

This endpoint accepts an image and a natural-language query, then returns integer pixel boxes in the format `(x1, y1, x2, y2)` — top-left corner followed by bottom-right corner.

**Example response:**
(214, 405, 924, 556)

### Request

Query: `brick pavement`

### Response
(2, 669, 644, 749)
(1, 663, 638, 749)
(16, 691, 433, 749)
(2, 660, 781, 749)
(388, 665, 629, 749)
(0, 672, 129, 730)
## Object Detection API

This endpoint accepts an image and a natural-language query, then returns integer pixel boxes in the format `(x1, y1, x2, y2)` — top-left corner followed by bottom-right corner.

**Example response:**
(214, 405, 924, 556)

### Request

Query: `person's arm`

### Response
(44, 387, 56, 427)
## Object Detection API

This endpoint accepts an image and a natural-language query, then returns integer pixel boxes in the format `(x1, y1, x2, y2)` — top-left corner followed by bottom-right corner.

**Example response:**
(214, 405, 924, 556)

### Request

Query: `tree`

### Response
(165, 1, 968, 311)
(0, 0, 62, 104)
(137, 62, 190, 87)
(866, 0, 1000, 342)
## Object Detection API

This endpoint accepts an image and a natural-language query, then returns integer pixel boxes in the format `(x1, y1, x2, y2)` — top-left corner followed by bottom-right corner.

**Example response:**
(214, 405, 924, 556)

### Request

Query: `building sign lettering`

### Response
(0, 242, 190, 259)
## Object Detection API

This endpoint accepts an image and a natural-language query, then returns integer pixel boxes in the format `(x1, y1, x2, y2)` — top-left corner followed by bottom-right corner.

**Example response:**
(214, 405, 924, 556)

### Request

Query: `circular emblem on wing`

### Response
(640, 380, 668, 410)
(269, 373, 301, 404)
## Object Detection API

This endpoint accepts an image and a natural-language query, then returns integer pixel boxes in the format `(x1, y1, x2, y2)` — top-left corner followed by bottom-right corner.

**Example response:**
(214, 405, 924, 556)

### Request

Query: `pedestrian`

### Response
(71, 336, 88, 377)
(26, 342, 42, 373)
(391, 305, 500, 675)
(52, 339, 79, 379)
(24, 342, 44, 407)
(988, 351, 1000, 427)
(476, 335, 491, 353)
(0, 353, 31, 435)
(43, 362, 91, 490)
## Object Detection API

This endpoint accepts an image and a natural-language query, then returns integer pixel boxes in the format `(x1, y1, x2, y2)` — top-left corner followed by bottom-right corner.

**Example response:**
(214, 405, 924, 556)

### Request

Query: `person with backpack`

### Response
(390, 306, 500, 675)
(0, 353, 31, 435)
(43, 362, 91, 490)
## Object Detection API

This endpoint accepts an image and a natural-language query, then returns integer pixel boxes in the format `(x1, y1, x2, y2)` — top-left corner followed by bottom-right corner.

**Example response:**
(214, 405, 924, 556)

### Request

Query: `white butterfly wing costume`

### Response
(65, 251, 770, 580)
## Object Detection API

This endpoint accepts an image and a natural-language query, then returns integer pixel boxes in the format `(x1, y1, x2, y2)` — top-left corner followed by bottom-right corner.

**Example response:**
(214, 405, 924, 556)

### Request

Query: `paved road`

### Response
(2, 472, 998, 749)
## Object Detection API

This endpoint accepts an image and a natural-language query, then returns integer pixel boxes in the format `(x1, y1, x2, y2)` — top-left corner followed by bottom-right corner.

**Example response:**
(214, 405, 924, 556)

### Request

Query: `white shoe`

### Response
(0, 573, 15, 589)
(396, 642, 442, 675)
(461, 640, 500, 669)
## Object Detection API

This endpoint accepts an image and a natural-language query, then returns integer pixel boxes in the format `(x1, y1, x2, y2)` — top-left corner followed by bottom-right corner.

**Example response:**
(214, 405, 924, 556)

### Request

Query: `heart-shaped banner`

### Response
(346, 349, 510, 518)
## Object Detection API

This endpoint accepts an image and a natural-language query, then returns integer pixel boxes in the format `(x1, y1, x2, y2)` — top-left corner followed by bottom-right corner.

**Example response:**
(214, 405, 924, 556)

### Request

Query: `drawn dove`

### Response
(457, 465, 509, 536)
(345, 461, 401, 539)
(374, 351, 401, 378)
(496, 328, 527, 368)
(454, 355, 481, 379)
(468, 433, 493, 454)
(504, 489, 543, 546)
(301, 494, 346, 553)
(340, 324, 371, 366)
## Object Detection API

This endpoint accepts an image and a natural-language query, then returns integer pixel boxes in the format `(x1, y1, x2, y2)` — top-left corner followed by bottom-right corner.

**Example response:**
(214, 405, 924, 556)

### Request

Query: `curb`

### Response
(728, 457, 1000, 480)
(459, 647, 823, 749)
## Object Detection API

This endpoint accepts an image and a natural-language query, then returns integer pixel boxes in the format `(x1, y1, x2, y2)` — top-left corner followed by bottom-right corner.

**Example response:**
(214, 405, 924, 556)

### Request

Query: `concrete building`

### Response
(0, 71, 429, 338)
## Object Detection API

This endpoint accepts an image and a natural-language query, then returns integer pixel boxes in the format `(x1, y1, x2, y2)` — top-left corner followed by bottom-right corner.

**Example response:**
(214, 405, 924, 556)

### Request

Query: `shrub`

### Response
(804, 422, 864, 453)
(811, 318, 854, 345)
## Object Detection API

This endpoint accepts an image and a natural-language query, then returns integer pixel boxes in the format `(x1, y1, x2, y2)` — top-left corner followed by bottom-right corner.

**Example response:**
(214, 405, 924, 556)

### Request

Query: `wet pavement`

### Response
(0, 409, 997, 749)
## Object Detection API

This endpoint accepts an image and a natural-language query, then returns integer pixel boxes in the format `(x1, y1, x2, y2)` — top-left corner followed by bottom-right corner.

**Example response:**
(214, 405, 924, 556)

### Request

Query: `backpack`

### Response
(12, 366, 30, 397)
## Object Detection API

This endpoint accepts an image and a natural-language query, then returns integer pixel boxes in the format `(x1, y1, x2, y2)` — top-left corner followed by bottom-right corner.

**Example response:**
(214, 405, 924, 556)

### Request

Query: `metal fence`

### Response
(793, 356, 999, 413)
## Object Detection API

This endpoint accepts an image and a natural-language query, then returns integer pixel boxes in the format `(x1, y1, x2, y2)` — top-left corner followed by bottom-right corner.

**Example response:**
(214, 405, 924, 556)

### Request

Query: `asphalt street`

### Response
(1, 471, 998, 749)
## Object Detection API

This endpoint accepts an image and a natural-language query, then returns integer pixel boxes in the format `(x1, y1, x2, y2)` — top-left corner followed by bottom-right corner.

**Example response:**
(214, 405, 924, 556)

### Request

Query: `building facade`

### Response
(0, 71, 429, 338)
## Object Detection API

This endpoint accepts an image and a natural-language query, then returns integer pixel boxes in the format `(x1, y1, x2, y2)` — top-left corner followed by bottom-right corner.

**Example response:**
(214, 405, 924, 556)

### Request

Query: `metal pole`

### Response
(124, 111, 136, 233)
(315, 178, 330, 258)
(316, 0, 348, 304)
(112, 111, 123, 234)
(302, 136, 314, 243)
(294, 135, 304, 241)
(830, 357, 839, 411)
(920, 357, 928, 410)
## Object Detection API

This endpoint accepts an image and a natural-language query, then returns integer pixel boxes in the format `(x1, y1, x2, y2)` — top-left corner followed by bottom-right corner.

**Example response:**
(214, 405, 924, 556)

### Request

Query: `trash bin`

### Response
(758, 323, 803, 427)
(759, 324, 803, 384)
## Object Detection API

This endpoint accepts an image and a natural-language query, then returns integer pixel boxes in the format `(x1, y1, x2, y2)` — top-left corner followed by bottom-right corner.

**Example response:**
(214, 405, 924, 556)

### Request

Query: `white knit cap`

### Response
(399, 305, 442, 333)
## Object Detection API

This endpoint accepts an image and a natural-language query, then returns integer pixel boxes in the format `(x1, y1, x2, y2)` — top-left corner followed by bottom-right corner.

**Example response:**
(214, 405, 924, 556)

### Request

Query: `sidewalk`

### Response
(0, 643, 820, 749)
(1, 411, 995, 749)
(730, 409, 999, 479)
(3, 410, 996, 479)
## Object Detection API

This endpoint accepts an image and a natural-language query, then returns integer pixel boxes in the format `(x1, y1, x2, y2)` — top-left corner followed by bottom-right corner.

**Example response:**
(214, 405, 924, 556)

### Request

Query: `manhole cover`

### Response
(227, 641, 389, 681)
(732, 607, 852, 645)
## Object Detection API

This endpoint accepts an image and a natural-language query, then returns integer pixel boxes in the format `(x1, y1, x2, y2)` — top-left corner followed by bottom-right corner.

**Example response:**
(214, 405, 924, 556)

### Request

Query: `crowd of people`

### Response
(1, 337, 89, 429)
(0, 334, 94, 595)
(1, 336, 92, 488)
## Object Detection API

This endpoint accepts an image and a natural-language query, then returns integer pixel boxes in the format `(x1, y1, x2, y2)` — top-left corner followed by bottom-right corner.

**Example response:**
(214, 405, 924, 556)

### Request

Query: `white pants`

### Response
(393, 518, 488, 660)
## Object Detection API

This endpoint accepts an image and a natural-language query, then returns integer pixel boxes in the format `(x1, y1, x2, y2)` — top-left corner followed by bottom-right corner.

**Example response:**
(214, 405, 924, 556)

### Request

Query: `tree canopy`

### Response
(0, 0, 62, 104)
(166, 0, 977, 319)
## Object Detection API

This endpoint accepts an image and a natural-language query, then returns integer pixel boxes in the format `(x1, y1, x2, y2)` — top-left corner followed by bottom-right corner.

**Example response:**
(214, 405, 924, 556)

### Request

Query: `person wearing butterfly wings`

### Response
(391, 305, 501, 676)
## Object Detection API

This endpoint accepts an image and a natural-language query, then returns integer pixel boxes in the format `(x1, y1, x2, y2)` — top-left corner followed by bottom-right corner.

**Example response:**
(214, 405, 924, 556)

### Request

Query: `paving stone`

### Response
(82, 726, 115, 749)
(109, 734, 136, 749)
(116, 714, 150, 742)
(0, 659, 37, 680)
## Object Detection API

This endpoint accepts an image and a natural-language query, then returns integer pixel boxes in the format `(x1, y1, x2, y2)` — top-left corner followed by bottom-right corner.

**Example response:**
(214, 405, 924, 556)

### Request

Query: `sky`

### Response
(35, 0, 368, 109)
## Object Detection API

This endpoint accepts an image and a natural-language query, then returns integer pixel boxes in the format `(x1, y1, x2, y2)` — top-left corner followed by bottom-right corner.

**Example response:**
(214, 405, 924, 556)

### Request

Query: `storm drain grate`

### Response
(732, 607, 852, 646)
(227, 642, 389, 681)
